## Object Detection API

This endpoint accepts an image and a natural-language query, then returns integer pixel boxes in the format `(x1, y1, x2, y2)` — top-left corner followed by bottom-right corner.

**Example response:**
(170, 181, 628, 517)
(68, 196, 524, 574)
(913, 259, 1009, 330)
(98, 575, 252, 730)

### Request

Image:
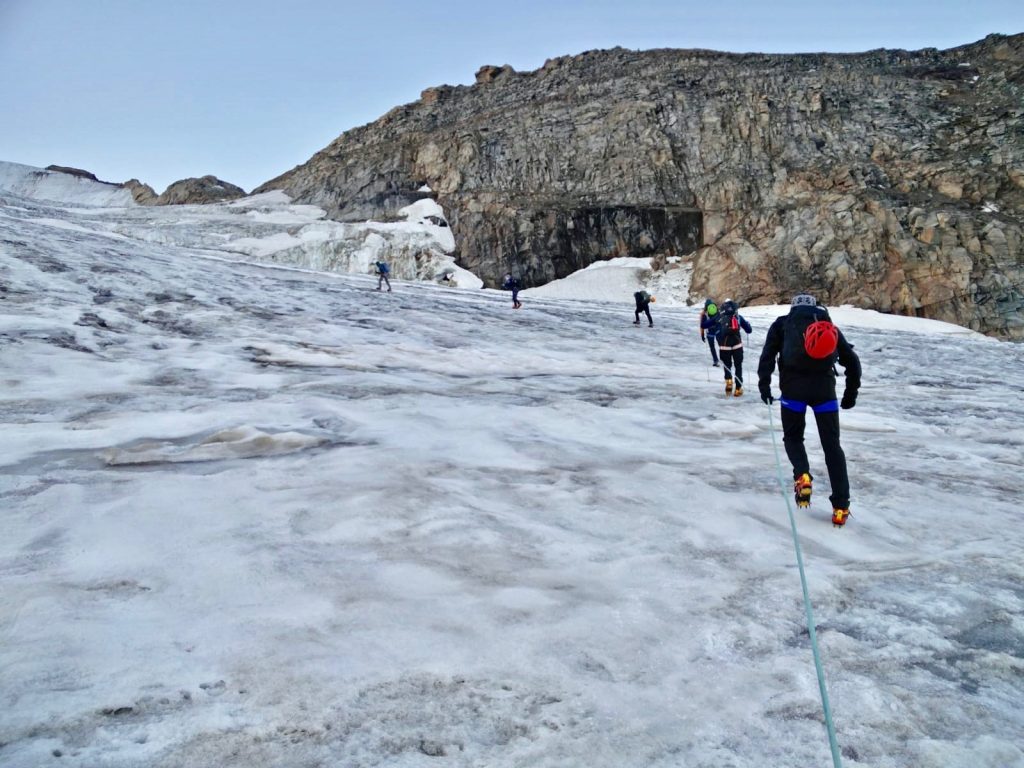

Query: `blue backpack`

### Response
(377, 262, 390, 275)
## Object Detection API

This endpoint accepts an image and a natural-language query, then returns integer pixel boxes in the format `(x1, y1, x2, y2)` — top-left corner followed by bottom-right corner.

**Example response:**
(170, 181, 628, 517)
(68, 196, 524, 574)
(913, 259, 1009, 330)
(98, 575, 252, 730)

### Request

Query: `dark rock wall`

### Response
(451, 205, 702, 287)
(257, 34, 1024, 338)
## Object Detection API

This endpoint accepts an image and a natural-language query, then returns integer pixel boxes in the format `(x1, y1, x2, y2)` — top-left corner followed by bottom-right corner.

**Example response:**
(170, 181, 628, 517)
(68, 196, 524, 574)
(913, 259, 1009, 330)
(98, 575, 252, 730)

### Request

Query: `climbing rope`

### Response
(765, 401, 844, 768)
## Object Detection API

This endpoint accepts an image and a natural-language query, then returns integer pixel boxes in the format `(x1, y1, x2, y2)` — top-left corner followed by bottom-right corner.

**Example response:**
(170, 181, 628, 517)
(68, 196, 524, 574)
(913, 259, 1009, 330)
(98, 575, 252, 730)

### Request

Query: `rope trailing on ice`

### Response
(766, 402, 844, 768)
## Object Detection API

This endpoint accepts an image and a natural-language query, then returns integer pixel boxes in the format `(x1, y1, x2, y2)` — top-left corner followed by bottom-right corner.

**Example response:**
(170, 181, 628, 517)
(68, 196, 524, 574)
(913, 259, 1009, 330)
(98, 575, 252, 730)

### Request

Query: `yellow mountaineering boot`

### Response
(794, 473, 812, 508)
(832, 508, 851, 527)
(734, 384, 744, 397)
(725, 379, 734, 394)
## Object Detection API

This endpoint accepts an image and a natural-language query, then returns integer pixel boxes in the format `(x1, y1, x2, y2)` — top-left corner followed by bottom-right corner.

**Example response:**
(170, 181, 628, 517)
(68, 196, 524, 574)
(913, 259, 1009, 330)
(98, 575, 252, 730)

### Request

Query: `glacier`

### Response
(1, 163, 1023, 767)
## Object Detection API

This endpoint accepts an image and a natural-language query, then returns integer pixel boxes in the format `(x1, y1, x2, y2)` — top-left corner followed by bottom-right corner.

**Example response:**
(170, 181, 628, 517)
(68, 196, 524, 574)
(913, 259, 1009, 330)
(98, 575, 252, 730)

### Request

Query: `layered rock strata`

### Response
(258, 34, 1024, 337)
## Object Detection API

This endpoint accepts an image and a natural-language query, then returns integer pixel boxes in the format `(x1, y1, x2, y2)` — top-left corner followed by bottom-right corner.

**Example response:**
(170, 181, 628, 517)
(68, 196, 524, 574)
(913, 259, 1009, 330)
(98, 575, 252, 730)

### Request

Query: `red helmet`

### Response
(804, 320, 838, 359)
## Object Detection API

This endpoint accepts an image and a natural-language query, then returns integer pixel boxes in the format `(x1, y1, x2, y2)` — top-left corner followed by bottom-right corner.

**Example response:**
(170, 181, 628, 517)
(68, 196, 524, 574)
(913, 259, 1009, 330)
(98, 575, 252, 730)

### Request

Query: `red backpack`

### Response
(719, 307, 742, 345)
(782, 308, 838, 370)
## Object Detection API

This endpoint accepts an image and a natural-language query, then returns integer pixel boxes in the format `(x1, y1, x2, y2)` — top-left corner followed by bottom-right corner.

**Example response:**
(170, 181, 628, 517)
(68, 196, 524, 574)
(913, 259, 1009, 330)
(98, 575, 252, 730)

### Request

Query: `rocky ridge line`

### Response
(256, 33, 1024, 338)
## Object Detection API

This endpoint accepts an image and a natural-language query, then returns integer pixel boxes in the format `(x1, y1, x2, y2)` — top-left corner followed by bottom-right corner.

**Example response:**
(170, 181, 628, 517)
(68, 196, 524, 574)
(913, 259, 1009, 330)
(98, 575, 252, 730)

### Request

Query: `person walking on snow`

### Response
(375, 261, 392, 292)
(715, 300, 752, 395)
(633, 291, 655, 327)
(502, 273, 522, 309)
(699, 298, 721, 367)
(757, 294, 862, 527)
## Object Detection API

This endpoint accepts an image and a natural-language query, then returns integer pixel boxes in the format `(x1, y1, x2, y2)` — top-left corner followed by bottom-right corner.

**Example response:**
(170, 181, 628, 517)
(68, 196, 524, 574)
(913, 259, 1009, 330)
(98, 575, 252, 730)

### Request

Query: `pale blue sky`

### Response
(1, 0, 1021, 193)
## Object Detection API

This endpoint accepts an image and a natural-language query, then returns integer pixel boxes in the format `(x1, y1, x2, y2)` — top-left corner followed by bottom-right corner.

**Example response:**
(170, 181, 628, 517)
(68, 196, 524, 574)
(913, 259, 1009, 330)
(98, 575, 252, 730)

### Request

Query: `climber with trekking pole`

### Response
(700, 298, 721, 367)
(757, 294, 862, 527)
(714, 300, 752, 396)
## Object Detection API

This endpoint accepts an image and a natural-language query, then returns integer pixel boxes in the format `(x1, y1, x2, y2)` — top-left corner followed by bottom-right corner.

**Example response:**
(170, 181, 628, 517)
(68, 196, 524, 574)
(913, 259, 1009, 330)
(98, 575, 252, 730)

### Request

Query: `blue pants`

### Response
(706, 335, 719, 364)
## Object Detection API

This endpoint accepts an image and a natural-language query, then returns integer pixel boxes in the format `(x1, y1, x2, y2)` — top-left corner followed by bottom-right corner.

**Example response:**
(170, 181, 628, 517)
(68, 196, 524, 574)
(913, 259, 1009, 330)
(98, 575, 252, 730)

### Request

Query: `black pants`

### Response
(511, 289, 520, 307)
(635, 305, 652, 324)
(781, 405, 850, 508)
(720, 348, 743, 384)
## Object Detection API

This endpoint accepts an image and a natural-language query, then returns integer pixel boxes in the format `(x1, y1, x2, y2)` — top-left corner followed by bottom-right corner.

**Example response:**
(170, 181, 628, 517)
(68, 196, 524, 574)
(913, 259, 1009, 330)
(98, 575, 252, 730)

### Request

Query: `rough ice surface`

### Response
(1, 164, 1023, 767)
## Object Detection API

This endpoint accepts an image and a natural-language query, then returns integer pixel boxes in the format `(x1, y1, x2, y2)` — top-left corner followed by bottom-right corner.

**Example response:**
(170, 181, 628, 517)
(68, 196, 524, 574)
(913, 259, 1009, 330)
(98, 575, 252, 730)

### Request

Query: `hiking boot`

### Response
(713, 361, 720, 367)
(648, 323, 654, 328)
(725, 379, 734, 394)
(794, 473, 812, 508)
(633, 320, 640, 325)
(734, 385, 744, 397)
(832, 508, 851, 527)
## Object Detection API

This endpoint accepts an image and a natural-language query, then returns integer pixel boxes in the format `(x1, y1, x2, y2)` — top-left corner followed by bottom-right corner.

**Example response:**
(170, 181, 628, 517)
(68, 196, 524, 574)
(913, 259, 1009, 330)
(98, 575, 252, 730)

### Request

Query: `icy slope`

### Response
(1, 188, 1023, 768)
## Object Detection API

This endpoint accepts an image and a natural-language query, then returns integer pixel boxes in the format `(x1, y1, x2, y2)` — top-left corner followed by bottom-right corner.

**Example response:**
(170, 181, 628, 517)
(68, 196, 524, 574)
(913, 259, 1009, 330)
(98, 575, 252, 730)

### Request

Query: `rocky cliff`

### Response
(123, 178, 158, 205)
(257, 34, 1024, 338)
(156, 175, 246, 205)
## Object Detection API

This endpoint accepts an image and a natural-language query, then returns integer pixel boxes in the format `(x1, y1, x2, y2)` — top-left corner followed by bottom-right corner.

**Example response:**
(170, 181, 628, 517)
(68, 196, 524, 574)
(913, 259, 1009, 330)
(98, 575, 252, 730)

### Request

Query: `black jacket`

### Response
(757, 307, 861, 404)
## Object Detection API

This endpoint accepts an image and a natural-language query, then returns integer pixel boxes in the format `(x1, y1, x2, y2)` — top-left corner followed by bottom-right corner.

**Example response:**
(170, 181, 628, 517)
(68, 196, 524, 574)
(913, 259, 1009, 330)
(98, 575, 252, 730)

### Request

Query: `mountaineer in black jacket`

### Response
(633, 291, 655, 327)
(757, 294, 862, 526)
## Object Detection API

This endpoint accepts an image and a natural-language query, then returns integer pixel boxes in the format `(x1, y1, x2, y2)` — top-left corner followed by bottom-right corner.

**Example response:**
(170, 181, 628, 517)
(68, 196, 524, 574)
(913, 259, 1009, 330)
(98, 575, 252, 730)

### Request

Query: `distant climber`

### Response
(700, 298, 721, 366)
(502, 273, 522, 309)
(375, 261, 392, 292)
(633, 291, 655, 327)
(715, 300, 752, 396)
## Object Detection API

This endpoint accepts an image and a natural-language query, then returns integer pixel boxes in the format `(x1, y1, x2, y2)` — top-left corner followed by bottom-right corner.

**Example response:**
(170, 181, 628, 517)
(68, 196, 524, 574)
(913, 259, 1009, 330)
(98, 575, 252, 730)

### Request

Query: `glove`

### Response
(760, 387, 774, 405)
(700, 332, 705, 342)
(841, 392, 857, 410)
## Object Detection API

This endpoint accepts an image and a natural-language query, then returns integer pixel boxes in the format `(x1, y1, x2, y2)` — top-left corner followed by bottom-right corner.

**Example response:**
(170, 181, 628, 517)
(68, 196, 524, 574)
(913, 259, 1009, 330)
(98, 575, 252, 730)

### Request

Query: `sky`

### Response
(1, 0, 1022, 194)
(2, 163, 1023, 767)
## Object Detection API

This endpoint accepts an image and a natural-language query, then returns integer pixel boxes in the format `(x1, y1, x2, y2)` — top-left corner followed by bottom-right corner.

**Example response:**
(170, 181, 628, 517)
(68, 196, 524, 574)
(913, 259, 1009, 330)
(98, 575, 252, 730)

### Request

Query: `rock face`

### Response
(257, 34, 1024, 338)
(122, 178, 158, 205)
(157, 175, 246, 205)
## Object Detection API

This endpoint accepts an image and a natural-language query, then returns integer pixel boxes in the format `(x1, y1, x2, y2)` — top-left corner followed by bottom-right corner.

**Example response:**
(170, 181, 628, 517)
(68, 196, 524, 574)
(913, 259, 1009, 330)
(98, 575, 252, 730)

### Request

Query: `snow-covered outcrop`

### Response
(218, 193, 474, 286)
(0, 161, 473, 287)
(0, 161, 136, 207)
